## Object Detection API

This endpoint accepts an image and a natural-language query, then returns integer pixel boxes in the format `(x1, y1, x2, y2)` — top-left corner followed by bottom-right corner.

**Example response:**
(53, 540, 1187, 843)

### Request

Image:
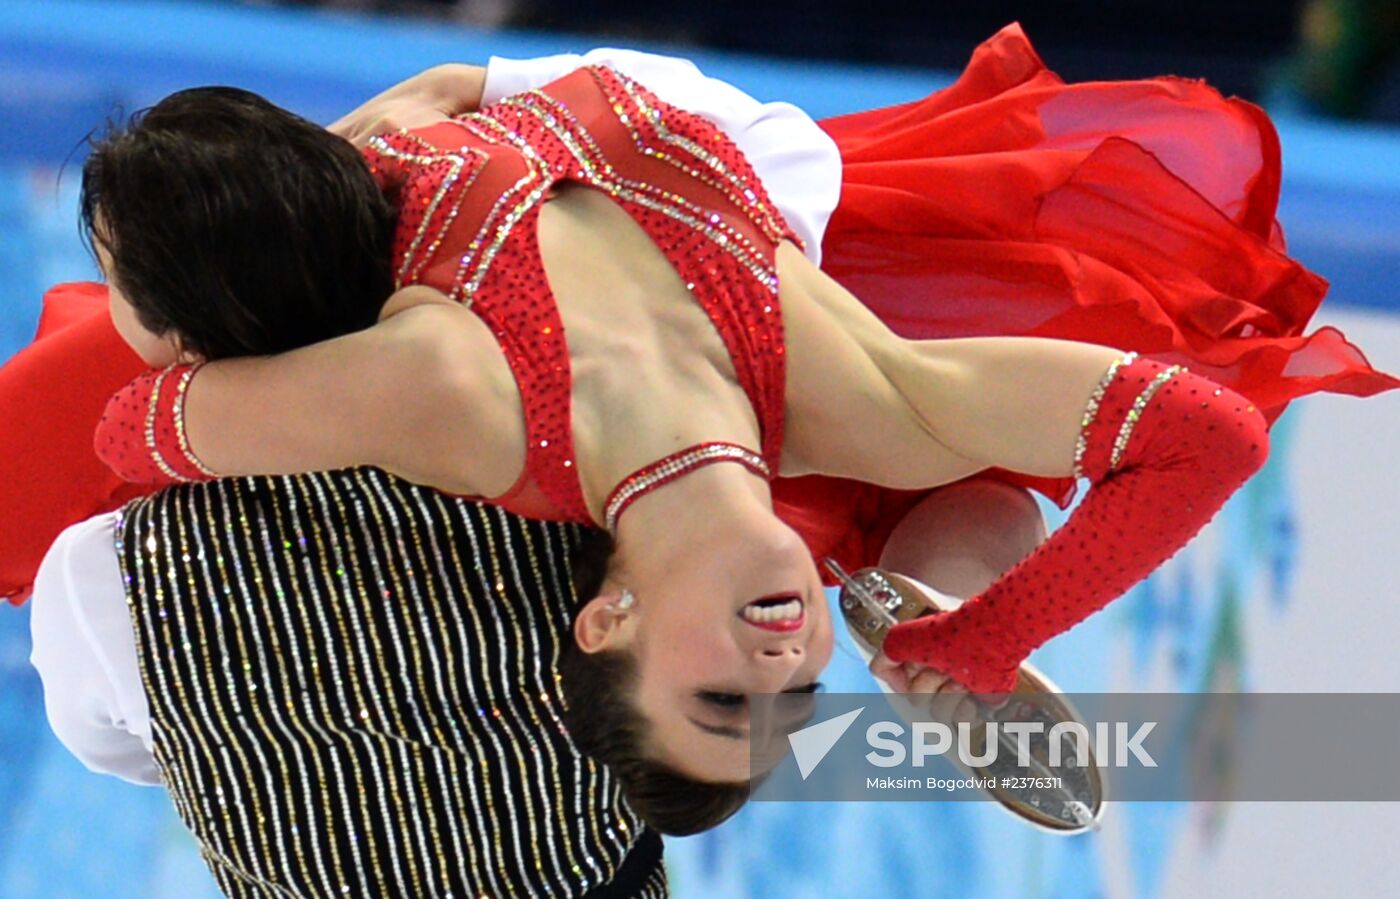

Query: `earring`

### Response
(614, 589, 636, 611)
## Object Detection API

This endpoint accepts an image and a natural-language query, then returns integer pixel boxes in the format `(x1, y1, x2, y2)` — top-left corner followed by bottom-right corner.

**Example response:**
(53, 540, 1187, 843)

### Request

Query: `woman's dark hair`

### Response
(80, 86, 396, 360)
(558, 528, 750, 837)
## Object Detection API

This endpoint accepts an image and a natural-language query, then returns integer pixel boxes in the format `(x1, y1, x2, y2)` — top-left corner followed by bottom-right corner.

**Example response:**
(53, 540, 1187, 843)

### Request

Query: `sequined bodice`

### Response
(363, 65, 799, 524)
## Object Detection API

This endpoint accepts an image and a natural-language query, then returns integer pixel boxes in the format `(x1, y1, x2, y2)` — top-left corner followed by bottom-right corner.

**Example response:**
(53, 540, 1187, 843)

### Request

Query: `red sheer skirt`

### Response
(775, 23, 1400, 580)
(1, 284, 148, 603)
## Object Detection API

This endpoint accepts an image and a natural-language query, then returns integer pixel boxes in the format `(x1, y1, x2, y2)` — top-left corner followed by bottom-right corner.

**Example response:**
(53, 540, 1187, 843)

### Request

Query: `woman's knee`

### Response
(878, 477, 1047, 594)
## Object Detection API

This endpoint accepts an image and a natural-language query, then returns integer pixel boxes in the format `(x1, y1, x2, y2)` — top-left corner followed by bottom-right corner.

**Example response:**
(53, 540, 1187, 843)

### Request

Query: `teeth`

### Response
(742, 599, 803, 623)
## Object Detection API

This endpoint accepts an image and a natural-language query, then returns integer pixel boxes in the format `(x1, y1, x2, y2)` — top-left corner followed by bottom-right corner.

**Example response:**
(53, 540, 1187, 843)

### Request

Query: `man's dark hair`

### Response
(559, 528, 750, 837)
(80, 86, 396, 360)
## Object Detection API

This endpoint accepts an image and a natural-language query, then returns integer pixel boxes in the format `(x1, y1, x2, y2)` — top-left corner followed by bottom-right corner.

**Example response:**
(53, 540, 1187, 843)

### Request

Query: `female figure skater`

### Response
(25, 26, 1400, 833)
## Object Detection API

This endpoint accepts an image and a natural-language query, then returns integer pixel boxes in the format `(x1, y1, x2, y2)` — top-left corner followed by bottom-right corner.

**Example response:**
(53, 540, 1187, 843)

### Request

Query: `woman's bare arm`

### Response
(883, 335, 1125, 478)
(178, 295, 526, 496)
(777, 242, 1120, 485)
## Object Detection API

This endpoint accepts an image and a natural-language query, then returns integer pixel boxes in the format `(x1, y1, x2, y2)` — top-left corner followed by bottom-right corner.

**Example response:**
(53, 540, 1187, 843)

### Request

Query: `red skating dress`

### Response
(4, 25, 1398, 637)
(358, 64, 794, 524)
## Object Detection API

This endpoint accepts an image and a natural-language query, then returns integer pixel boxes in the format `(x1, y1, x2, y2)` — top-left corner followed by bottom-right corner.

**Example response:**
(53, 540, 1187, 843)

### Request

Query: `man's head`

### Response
(81, 86, 396, 363)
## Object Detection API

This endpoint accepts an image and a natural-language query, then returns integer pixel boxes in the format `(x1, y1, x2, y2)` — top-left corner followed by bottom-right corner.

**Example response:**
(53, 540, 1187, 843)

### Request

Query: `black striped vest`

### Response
(117, 469, 667, 898)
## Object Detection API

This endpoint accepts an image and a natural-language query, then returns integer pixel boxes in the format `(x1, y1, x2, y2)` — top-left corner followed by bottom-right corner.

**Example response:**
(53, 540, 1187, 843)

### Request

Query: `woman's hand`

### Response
(329, 64, 488, 148)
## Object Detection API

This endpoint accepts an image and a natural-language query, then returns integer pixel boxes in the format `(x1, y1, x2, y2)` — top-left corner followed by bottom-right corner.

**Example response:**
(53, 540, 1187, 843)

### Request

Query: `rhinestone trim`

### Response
(1110, 364, 1187, 471)
(441, 114, 553, 304)
(365, 133, 489, 290)
(492, 88, 779, 295)
(1072, 351, 1138, 479)
(173, 363, 217, 478)
(144, 365, 183, 481)
(604, 442, 770, 533)
(608, 71, 790, 247)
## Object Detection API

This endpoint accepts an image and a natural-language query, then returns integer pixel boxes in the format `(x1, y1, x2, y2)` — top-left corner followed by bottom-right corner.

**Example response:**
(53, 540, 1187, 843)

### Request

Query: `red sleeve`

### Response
(0, 283, 153, 604)
(94, 363, 215, 486)
(882, 354, 1270, 692)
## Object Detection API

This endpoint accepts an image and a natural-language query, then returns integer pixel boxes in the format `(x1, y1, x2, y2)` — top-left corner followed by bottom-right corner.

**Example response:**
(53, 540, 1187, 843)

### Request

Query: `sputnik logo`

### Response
(787, 707, 864, 779)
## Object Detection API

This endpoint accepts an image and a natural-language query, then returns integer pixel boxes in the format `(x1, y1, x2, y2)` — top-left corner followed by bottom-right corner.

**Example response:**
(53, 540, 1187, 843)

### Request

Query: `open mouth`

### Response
(739, 593, 805, 632)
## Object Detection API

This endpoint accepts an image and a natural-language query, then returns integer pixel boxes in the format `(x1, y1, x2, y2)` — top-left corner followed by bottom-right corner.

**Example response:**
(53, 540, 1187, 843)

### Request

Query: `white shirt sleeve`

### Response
(29, 512, 159, 786)
(481, 47, 842, 264)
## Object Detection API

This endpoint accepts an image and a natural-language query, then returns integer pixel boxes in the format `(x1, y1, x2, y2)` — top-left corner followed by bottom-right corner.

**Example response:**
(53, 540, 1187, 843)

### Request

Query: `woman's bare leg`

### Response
(878, 477, 1047, 600)
(868, 477, 1048, 692)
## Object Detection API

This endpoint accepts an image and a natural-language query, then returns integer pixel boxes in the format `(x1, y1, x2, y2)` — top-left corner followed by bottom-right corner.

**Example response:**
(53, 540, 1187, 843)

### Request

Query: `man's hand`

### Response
(869, 649, 994, 731)
(329, 64, 487, 148)
(869, 650, 968, 695)
(329, 98, 455, 148)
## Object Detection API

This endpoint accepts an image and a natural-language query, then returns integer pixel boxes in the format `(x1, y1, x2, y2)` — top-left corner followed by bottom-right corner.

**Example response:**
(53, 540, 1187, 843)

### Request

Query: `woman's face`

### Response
(96, 239, 189, 368)
(581, 511, 836, 782)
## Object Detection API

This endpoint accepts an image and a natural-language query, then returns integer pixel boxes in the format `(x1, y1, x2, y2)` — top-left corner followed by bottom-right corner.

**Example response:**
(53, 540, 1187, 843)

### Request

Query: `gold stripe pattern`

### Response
(119, 470, 660, 897)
